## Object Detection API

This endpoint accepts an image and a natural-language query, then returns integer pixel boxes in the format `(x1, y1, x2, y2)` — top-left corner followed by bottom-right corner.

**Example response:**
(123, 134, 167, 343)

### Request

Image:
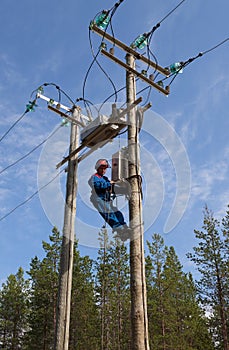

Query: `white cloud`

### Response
(190, 146, 229, 218)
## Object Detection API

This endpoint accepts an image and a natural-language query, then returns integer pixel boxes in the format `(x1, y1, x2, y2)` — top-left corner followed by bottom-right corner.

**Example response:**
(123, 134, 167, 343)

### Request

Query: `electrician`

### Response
(88, 159, 131, 241)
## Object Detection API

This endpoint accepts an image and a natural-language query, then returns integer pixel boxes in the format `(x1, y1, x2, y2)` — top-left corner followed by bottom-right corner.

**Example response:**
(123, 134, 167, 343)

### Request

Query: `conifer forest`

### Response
(0, 206, 228, 350)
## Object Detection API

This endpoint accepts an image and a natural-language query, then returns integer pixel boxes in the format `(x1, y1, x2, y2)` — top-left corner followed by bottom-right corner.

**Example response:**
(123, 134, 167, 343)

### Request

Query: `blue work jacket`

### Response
(88, 173, 111, 201)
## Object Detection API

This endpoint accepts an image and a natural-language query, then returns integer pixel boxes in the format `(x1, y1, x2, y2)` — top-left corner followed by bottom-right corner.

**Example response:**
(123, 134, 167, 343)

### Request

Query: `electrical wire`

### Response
(98, 84, 127, 115)
(43, 83, 75, 105)
(203, 37, 229, 55)
(0, 124, 62, 175)
(75, 97, 100, 121)
(84, 22, 118, 115)
(31, 82, 76, 107)
(82, 1, 125, 116)
(141, 86, 152, 106)
(0, 168, 65, 222)
(132, 0, 188, 74)
(0, 110, 27, 143)
(159, 0, 187, 25)
(0, 169, 65, 221)
(0, 96, 39, 144)
(157, 37, 229, 87)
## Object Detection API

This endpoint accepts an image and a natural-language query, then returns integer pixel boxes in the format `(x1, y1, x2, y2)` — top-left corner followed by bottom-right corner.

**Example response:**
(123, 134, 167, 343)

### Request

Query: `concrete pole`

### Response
(54, 108, 80, 350)
(126, 53, 150, 350)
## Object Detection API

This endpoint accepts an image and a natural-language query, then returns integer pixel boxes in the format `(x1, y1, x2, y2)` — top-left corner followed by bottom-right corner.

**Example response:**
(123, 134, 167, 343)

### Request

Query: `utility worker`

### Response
(88, 159, 131, 241)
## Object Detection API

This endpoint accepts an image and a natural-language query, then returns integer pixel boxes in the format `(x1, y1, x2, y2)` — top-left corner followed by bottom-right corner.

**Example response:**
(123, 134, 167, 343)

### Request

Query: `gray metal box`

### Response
(80, 115, 109, 141)
(112, 147, 129, 181)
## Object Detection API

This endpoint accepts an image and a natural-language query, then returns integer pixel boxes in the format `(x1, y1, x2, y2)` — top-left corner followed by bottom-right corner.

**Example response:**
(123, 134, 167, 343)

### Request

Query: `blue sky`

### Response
(0, 0, 228, 283)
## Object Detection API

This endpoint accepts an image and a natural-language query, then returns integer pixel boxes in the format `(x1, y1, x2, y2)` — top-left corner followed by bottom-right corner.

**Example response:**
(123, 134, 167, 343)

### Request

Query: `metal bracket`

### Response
(56, 97, 142, 169)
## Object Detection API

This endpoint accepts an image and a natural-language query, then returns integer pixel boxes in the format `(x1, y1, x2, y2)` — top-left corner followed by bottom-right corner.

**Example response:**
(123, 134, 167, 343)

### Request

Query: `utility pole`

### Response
(87, 23, 170, 350)
(50, 22, 169, 350)
(54, 107, 80, 350)
(126, 53, 150, 350)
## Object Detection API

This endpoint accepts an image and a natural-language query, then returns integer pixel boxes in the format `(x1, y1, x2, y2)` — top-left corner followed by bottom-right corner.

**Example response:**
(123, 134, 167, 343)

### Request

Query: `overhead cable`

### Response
(83, 1, 125, 115)
(0, 124, 62, 175)
(32, 83, 75, 105)
(0, 98, 38, 143)
(130, 0, 187, 76)
(0, 111, 27, 143)
(0, 168, 65, 222)
(130, 0, 188, 50)
(157, 37, 229, 88)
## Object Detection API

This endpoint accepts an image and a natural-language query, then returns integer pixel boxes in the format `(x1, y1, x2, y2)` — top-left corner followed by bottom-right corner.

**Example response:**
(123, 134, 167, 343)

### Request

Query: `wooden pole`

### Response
(54, 107, 80, 350)
(126, 53, 150, 350)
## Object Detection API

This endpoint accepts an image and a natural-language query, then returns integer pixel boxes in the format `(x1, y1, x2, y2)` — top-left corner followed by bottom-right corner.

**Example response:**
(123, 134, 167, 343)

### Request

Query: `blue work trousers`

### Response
(91, 196, 126, 229)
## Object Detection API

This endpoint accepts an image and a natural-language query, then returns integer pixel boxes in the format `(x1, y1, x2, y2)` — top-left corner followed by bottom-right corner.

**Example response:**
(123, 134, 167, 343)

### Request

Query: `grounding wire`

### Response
(0, 124, 63, 176)
(0, 168, 65, 223)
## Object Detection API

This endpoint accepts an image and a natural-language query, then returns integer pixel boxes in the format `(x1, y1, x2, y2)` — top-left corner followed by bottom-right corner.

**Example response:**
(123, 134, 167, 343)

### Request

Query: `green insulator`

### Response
(100, 42, 107, 50)
(26, 103, 32, 112)
(26, 100, 37, 112)
(61, 119, 70, 127)
(95, 11, 110, 30)
(37, 86, 44, 94)
(141, 70, 147, 76)
(157, 81, 164, 87)
(170, 62, 183, 74)
(48, 99, 55, 105)
(130, 34, 147, 50)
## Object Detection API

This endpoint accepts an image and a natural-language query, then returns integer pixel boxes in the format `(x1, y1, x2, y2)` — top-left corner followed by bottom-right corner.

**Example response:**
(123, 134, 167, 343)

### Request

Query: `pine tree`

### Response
(187, 206, 229, 350)
(147, 233, 214, 350)
(94, 229, 130, 349)
(106, 237, 130, 350)
(222, 205, 229, 318)
(0, 267, 29, 349)
(25, 227, 61, 349)
(69, 243, 100, 350)
(145, 233, 166, 349)
(94, 229, 114, 350)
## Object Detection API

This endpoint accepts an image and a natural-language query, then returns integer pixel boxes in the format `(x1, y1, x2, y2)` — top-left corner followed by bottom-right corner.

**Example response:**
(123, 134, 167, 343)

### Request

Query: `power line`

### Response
(0, 168, 65, 222)
(123, 0, 188, 81)
(85, 0, 188, 111)
(0, 82, 75, 145)
(202, 37, 229, 55)
(0, 102, 35, 143)
(83, 23, 118, 115)
(159, 0, 187, 25)
(98, 84, 127, 115)
(0, 124, 63, 175)
(32, 83, 75, 105)
(82, 1, 126, 115)
(156, 37, 229, 87)
(0, 111, 27, 143)
(130, 0, 188, 53)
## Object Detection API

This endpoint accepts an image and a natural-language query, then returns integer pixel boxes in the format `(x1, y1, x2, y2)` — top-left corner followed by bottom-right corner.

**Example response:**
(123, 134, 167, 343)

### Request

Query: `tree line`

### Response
(0, 206, 228, 349)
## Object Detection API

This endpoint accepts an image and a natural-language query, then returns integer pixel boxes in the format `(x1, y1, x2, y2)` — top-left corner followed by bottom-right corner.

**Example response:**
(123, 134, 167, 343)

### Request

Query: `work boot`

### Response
(113, 225, 132, 242)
